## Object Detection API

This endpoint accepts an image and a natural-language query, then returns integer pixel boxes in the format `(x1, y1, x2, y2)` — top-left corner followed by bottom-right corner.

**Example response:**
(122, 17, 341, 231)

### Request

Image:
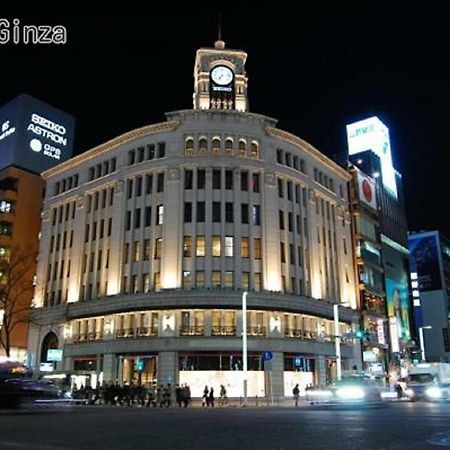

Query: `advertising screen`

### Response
(346, 116, 397, 198)
(409, 235, 442, 292)
(0, 94, 75, 173)
(386, 278, 411, 342)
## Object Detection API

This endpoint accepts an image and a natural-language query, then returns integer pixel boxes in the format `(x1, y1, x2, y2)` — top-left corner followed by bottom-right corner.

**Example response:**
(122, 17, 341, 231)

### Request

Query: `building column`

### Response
(317, 355, 327, 386)
(157, 352, 178, 386)
(269, 351, 284, 399)
(102, 353, 116, 383)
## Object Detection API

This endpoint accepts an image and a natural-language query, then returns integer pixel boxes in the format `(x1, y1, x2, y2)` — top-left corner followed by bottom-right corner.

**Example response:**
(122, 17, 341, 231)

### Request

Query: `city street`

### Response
(1, 402, 450, 449)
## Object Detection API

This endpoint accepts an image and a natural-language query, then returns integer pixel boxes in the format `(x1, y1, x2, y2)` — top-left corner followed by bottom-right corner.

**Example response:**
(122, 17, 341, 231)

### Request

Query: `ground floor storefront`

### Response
(63, 351, 353, 398)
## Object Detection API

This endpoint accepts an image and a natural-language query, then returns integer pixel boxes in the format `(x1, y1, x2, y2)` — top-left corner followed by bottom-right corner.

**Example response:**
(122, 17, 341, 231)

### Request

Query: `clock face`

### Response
(211, 66, 234, 85)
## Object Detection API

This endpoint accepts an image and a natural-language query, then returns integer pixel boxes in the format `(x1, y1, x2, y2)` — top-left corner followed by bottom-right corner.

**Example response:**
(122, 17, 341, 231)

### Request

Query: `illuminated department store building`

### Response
(28, 40, 361, 397)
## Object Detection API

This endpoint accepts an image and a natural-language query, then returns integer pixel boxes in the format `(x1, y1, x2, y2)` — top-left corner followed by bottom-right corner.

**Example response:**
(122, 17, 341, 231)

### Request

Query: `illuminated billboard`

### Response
(409, 234, 442, 292)
(346, 116, 397, 198)
(0, 94, 75, 173)
(386, 278, 411, 345)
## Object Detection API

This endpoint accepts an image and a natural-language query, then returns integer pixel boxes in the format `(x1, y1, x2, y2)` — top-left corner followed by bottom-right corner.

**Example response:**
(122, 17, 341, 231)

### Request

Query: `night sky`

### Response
(1, 8, 447, 236)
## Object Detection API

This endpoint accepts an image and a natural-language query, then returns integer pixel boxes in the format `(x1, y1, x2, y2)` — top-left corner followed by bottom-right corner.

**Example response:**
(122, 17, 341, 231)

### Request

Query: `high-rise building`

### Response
(0, 94, 75, 362)
(346, 117, 412, 374)
(28, 40, 361, 397)
(408, 230, 450, 362)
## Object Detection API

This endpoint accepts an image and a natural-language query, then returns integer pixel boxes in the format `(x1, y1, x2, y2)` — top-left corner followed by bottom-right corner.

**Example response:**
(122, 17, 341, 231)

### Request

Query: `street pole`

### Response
(333, 304, 342, 381)
(242, 291, 248, 406)
(419, 326, 432, 362)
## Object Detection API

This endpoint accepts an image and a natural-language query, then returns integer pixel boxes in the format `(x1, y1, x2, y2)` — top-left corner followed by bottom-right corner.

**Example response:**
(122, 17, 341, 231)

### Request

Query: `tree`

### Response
(0, 246, 37, 358)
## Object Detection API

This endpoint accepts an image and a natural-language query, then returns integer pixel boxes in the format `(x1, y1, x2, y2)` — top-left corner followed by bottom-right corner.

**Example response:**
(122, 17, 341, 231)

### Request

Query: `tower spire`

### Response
(214, 13, 225, 49)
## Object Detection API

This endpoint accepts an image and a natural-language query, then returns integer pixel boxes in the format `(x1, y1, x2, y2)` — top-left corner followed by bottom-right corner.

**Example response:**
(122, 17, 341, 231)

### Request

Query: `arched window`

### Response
(225, 138, 234, 152)
(40, 332, 59, 363)
(199, 137, 208, 153)
(185, 138, 194, 155)
(238, 140, 246, 156)
(212, 137, 221, 153)
(250, 141, 259, 158)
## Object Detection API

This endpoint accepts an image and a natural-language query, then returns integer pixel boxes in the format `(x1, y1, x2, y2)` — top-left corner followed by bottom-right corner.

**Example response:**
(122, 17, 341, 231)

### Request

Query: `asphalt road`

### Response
(1, 402, 450, 449)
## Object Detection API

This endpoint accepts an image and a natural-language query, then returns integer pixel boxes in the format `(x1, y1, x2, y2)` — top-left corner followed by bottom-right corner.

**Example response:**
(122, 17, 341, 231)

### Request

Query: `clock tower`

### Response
(193, 39, 248, 112)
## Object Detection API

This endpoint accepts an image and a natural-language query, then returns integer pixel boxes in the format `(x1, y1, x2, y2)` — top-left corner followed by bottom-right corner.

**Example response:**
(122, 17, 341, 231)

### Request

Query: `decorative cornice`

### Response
(42, 121, 180, 179)
(265, 126, 351, 180)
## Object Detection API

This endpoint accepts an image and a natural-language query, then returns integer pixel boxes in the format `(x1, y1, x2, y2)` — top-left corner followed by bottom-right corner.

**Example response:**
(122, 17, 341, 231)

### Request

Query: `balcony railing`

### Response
(211, 326, 236, 336)
(284, 329, 318, 340)
(72, 332, 102, 342)
(136, 326, 158, 337)
(180, 326, 204, 336)
(247, 326, 266, 337)
(115, 328, 158, 339)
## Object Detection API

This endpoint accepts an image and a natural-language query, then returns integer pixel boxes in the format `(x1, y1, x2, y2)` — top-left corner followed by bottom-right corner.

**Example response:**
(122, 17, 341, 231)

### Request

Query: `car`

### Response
(306, 375, 383, 406)
(0, 362, 63, 409)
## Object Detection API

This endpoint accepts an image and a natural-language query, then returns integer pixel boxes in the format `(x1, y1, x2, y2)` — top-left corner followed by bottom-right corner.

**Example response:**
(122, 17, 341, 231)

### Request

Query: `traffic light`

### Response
(355, 330, 364, 339)
(355, 330, 371, 342)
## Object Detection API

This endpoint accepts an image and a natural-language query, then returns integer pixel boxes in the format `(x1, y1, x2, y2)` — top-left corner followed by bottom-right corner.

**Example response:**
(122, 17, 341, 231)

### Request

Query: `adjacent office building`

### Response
(27, 40, 361, 397)
(408, 230, 450, 362)
(0, 94, 75, 362)
(346, 117, 412, 374)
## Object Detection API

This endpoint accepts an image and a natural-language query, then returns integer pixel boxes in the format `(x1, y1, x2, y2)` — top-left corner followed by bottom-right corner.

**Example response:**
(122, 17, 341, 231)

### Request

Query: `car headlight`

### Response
(309, 390, 333, 398)
(336, 387, 365, 400)
(405, 389, 414, 397)
(425, 387, 442, 399)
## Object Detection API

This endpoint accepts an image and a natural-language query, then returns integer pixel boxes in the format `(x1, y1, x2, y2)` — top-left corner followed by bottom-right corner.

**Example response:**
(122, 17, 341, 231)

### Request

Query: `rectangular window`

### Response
(147, 144, 155, 160)
(92, 222, 97, 240)
(225, 202, 234, 223)
(145, 207, 151, 227)
(212, 202, 221, 222)
(145, 174, 153, 194)
(252, 205, 261, 225)
(157, 205, 164, 225)
(213, 169, 221, 189)
(288, 212, 293, 232)
(196, 271, 205, 288)
(137, 146, 145, 162)
(276, 149, 283, 164)
(97, 251, 102, 270)
(343, 237, 347, 254)
(185, 170, 193, 189)
(280, 242, 286, 263)
(196, 236, 205, 257)
(254, 273, 262, 292)
(197, 201, 205, 222)
(287, 181, 293, 200)
(157, 173, 164, 192)
(252, 173, 260, 193)
(241, 237, 249, 258)
(106, 249, 110, 268)
(225, 236, 234, 257)
(241, 171, 248, 191)
(135, 208, 141, 229)
(242, 272, 250, 290)
(154, 273, 161, 291)
(101, 190, 107, 209)
(212, 271, 221, 288)
(144, 239, 150, 260)
(241, 204, 249, 224)
(225, 170, 233, 189)
(289, 244, 295, 265)
(254, 238, 261, 260)
(224, 271, 234, 288)
(89, 252, 94, 272)
(279, 210, 284, 230)
(278, 179, 284, 198)
(143, 274, 150, 293)
(136, 176, 142, 197)
(154, 238, 162, 259)
(124, 243, 129, 264)
(296, 215, 301, 234)
(184, 202, 192, 223)
(85, 224, 90, 242)
(157, 142, 166, 158)
(108, 218, 112, 236)
(183, 236, 192, 257)
(127, 179, 133, 199)
(212, 236, 221, 257)
(128, 150, 135, 166)
(134, 241, 141, 262)
(182, 271, 193, 289)
(197, 169, 205, 189)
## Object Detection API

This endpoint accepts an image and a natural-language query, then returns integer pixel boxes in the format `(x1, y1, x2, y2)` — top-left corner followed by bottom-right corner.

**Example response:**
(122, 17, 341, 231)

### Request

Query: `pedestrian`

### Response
(202, 386, 209, 407)
(184, 384, 191, 408)
(208, 387, 215, 408)
(395, 382, 403, 400)
(293, 384, 300, 407)
(175, 384, 182, 407)
(219, 384, 228, 407)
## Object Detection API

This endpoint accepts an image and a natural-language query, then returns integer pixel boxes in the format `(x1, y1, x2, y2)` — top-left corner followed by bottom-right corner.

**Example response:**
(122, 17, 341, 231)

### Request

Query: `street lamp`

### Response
(242, 291, 248, 406)
(419, 326, 432, 362)
(333, 302, 351, 381)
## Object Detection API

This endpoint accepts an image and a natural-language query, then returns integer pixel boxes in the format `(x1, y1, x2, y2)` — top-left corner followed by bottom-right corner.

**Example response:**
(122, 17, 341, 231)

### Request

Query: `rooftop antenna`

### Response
(215, 12, 225, 49)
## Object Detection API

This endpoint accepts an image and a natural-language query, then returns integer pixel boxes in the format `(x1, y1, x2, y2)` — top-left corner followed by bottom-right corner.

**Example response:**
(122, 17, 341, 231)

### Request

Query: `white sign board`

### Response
(47, 349, 63, 362)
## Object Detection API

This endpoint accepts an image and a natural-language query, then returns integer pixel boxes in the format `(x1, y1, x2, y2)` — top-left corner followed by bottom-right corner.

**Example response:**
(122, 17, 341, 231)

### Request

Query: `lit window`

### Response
(0, 201, 13, 213)
(224, 271, 234, 288)
(212, 271, 221, 288)
(196, 236, 205, 257)
(241, 237, 249, 258)
(254, 238, 261, 260)
(182, 271, 193, 289)
(154, 238, 162, 259)
(225, 236, 234, 257)
(157, 205, 164, 225)
(133, 241, 141, 262)
(212, 236, 221, 257)
(250, 141, 259, 158)
(0, 246, 10, 261)
(183, 236, 192, 257)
